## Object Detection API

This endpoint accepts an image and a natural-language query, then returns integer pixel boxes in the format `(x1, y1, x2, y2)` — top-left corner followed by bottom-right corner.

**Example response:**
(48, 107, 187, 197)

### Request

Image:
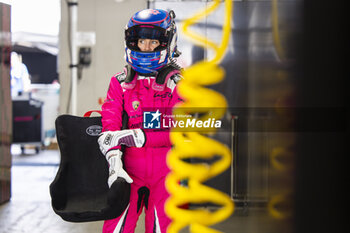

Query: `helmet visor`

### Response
(125, 25, 169, 51)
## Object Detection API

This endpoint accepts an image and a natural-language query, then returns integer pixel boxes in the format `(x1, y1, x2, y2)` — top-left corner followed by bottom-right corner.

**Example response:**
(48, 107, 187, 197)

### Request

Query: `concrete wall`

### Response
(59, 0, 147, 115)
(0, 2, 12, 204)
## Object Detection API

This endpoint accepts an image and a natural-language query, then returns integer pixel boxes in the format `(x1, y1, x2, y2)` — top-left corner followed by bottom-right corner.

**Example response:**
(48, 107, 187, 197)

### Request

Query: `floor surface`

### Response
(0, 145, 292, 233)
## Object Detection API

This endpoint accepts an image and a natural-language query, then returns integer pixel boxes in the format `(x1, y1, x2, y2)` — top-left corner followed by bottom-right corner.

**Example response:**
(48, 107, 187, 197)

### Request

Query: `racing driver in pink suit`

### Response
(97, 9, 183, 233)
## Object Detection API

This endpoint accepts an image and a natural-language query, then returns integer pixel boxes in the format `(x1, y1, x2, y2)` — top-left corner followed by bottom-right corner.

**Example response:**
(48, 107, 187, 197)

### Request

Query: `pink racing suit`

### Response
(101, 69, 182, 233)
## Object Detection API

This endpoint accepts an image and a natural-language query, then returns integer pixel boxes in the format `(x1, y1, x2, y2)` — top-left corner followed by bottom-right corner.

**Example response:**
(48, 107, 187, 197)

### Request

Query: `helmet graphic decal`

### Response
(149, 9, 161, 15)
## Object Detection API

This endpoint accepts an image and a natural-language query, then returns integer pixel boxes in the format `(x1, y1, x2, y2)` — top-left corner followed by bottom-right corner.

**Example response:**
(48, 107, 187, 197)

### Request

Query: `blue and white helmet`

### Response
(124, 9, 179, 75)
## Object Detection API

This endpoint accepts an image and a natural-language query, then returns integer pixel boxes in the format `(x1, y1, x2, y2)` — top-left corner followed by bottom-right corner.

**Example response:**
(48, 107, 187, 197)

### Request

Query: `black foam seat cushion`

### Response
(50, 114, 130, 222)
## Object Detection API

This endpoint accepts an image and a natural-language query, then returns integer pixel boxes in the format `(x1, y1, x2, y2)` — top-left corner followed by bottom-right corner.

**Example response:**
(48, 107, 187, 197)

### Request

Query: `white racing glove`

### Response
(105, 149, 133, 187)
(98, 129, 146, 155)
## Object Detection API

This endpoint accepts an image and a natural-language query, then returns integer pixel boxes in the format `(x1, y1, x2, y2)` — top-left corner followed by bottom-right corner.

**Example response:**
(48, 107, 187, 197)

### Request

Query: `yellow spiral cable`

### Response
(269, 0, 294, 220)
(165, 1, 234, 233)
(272, 0, 286, 61)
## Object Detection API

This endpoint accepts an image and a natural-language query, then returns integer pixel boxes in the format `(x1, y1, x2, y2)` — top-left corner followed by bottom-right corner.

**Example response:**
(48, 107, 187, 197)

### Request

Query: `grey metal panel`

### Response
(150, 0, 301, 210)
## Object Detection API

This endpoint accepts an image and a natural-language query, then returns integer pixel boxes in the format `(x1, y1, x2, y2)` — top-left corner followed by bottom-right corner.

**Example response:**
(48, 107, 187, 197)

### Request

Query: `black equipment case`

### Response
(12, 97, 43, 153)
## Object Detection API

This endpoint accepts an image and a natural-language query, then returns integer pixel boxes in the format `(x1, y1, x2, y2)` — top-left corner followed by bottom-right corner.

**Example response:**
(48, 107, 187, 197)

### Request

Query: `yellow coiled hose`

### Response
(269, 0, 294, 220)
(165, 1, 234, 233)
(272, 0, 286, 61)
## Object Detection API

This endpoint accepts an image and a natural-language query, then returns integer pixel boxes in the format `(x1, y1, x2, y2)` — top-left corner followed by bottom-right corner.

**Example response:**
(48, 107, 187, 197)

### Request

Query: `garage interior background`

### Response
(0, 0, 347, 233)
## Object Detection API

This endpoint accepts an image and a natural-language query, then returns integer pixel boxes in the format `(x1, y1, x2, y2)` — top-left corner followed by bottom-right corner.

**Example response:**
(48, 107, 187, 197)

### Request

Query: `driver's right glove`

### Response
(105, 149, 133, 187)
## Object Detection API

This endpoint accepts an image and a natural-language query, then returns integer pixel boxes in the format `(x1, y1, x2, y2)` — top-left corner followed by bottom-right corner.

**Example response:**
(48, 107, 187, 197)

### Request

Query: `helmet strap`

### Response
(125, 65, 136, 83)
(122, 65, 137, 90)
(152, 64, 181, 91)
